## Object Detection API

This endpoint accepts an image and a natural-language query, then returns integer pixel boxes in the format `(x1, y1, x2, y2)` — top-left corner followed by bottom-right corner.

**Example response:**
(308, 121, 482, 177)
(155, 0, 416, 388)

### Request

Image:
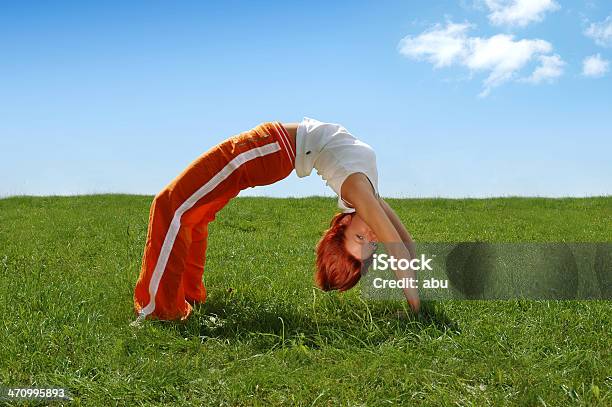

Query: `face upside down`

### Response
(315, 212, 378, 292)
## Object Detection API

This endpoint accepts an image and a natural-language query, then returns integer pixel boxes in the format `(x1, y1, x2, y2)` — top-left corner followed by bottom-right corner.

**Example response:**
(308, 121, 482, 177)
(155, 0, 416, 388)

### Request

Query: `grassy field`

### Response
(0, 195, 611, 406)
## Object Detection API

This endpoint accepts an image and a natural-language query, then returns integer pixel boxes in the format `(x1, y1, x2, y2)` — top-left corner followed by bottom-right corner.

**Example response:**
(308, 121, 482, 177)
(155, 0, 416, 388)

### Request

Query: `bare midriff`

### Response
(280, 122, 298, 154)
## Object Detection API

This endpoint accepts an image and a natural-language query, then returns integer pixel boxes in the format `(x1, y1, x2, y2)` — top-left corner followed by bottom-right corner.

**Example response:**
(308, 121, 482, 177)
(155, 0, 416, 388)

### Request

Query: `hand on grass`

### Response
(402, 283, 420, 314)
(408, 296, 420, 314)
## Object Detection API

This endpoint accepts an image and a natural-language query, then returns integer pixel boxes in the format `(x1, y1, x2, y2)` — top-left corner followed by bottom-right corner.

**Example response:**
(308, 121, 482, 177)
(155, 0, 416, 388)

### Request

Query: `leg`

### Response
(182, 222, 208, 304)
(182, 196, 233, 304)
(134, 190, 194, 321)
(133, 121, 295, 321)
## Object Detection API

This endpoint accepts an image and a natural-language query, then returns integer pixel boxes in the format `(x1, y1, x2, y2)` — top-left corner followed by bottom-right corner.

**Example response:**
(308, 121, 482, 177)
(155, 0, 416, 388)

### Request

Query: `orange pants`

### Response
(134, 121, 295, 321)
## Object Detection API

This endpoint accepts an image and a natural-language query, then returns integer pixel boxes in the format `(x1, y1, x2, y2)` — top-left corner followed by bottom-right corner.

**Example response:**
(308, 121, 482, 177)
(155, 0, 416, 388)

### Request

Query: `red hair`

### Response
(315, 212, 363, 292)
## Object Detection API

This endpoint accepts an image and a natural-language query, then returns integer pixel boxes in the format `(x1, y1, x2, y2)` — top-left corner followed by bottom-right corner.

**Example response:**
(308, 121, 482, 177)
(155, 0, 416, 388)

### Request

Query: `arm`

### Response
(342, 174, 421, 313)
(379, 198, 416, 259)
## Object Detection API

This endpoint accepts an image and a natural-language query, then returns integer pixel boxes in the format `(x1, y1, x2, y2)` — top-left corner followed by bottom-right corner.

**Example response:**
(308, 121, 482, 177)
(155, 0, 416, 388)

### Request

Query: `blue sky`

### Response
(1, 0, 610, 199)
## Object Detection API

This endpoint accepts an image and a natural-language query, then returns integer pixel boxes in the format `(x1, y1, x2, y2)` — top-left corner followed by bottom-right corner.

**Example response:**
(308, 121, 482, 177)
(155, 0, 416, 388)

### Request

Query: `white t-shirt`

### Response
(295, 117, 379, 213)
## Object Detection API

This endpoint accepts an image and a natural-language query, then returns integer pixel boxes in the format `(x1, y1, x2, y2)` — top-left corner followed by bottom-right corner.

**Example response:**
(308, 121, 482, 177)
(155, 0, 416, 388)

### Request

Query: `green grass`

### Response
(0, 195, 610, 406)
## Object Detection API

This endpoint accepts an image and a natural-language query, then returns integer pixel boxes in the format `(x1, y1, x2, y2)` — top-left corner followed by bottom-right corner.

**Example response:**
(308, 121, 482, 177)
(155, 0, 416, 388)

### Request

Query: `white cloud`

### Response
(396, 22, 471, 68)
(584, 16, 612, 47)
(484, 0, 559, 27)
(582, 54, 610, 77)
(398, 22, 563, 96)
(465, 34, 552, 93)
(524, 54, 565, 84)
